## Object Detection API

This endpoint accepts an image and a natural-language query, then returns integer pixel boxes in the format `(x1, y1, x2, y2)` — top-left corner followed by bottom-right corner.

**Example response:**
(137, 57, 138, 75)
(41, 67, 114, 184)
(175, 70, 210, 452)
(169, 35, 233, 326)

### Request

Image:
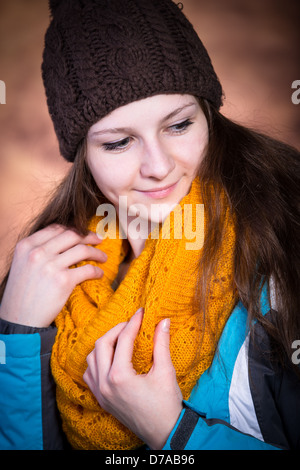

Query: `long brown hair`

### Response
(199, 99, 300, 371)
(1, 99, 299, 371)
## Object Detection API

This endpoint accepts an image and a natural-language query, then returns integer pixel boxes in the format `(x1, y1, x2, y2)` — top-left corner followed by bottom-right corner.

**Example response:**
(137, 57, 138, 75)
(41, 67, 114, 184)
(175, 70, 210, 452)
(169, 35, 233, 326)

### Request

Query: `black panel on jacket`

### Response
(248, 310, 300, 449)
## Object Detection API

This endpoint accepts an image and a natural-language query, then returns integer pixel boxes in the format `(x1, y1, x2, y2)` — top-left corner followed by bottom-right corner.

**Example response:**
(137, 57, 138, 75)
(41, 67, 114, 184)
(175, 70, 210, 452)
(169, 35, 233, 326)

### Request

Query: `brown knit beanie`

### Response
(42, 0, 223, 162)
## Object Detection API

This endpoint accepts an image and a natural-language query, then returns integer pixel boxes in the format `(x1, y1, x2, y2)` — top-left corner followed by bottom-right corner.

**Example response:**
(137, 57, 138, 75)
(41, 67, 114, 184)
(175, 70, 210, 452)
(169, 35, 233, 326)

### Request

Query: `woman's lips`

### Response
(137, 181, 178, 199)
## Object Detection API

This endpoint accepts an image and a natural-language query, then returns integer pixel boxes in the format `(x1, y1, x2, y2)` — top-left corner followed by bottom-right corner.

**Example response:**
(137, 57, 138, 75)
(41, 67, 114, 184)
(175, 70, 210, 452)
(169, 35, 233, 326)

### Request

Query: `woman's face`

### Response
(86, 94, 208, 225)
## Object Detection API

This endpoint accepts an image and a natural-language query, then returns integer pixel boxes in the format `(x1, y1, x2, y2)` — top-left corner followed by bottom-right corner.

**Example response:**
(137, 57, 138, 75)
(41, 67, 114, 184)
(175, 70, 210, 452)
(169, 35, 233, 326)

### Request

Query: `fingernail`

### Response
(162, 318, 170, 332)
(136, 307, 144, 315)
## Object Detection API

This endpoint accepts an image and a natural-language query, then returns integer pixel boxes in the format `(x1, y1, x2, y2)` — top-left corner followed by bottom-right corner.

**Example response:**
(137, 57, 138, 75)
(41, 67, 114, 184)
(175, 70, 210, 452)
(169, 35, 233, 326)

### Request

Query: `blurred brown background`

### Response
(0, 0, 299, 278)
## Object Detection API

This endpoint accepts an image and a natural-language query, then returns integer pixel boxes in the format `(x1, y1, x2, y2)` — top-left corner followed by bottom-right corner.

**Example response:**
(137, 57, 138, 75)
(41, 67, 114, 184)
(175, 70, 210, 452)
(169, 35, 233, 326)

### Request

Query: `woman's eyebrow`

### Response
(90, 102, 196, 137)
(90, 127, 133, 137)
(162, 102, 196, 122)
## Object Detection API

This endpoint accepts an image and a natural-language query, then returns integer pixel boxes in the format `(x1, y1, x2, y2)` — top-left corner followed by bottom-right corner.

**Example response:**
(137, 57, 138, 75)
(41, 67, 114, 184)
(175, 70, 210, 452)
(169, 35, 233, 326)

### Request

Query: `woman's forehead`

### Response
(88, 94, 198, 136)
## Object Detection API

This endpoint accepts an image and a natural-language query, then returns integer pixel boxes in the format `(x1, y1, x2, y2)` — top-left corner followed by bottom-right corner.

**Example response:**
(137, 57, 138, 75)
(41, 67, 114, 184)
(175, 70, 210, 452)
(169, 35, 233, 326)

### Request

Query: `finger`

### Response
(94, 322, 128, 380)
(152, 318, 173, 372)
(18, 224, 66, 249)
(111, 308, 144, 373)
(57, 244, 107, 268)
(43, 229, 102, 255)
(67, 263, 104, 286)
(84, 350, 98, 385)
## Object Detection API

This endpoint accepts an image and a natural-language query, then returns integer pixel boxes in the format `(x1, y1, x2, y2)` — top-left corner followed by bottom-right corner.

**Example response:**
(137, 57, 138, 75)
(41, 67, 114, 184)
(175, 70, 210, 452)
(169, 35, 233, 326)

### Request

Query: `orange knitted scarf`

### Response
(51, 179, 237, 450)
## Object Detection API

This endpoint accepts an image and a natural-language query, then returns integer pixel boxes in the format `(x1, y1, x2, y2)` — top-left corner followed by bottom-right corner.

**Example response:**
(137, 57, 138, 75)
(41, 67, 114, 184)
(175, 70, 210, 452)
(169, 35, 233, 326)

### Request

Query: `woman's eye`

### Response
(169, 119, 193, 134)
(102, 137, 131, 152)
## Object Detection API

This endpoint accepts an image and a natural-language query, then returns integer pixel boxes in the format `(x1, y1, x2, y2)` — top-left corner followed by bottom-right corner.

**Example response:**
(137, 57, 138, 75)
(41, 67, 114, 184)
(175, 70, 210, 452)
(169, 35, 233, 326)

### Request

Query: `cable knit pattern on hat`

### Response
(42, 0, 223, 161)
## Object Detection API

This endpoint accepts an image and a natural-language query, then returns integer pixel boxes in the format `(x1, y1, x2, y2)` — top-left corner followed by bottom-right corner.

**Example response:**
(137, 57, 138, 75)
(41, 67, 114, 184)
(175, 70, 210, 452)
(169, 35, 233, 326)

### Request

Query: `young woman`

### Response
(0, 0, 299, 450)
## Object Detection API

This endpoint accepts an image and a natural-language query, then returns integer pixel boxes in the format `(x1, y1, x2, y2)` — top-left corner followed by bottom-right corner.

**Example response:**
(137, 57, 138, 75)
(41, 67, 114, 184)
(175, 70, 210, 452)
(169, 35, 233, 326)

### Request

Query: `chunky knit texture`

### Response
(42, 0, 223, 161)
(51, 179, 237, 449)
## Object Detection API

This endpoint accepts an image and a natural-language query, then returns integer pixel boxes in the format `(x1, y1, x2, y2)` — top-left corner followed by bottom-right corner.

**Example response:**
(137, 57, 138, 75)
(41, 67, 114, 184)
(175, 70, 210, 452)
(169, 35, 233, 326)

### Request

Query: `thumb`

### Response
(152, 318, 173, 371)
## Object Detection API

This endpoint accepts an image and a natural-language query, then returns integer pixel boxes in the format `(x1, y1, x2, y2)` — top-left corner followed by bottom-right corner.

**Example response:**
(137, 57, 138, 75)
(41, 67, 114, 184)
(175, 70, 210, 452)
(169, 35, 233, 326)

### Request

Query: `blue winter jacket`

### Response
(0, 289, 299, 450)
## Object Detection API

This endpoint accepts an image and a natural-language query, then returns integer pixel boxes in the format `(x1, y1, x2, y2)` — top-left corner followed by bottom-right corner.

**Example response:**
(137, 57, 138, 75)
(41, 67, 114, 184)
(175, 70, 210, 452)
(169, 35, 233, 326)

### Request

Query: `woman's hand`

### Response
(83, 308, 183, 450)
(0, 225, 106, 328)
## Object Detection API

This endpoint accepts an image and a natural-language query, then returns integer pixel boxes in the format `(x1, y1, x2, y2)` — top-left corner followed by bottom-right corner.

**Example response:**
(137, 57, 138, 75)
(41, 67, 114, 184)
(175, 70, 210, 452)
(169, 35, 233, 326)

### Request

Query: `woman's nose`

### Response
(140, 140, 175, 180)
